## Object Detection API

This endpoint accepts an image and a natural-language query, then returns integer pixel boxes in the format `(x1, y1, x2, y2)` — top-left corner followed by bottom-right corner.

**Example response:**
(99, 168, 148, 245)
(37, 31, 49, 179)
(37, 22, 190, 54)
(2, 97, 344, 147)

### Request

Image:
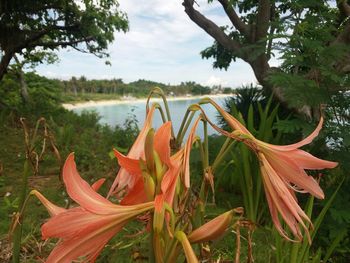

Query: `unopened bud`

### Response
(144, 174, 155, 201)
(188, 210, 234, 243)
(145, 129, 155, 173)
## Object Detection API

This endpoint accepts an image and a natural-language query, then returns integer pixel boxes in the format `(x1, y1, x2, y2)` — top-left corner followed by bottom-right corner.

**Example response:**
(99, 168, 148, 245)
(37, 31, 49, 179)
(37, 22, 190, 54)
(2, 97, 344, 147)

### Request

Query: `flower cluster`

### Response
(33, 94, 337, 262)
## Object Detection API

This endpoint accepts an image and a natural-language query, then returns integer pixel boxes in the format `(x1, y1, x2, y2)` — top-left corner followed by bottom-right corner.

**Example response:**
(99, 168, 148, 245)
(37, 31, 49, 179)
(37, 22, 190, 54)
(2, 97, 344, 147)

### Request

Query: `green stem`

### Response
(177, 111, 195, 145)
(154, 103, 167, 124)
(149, 218, 155, 263)
(12, 159, 30, 263)
(202, 120, 209, 167)
(175, 109, 190, 145)
(212, 140, 236, 172)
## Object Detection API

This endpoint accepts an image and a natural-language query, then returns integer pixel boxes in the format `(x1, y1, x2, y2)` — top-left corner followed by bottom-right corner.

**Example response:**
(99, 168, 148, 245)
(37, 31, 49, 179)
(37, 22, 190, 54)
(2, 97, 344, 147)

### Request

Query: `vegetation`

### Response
(0, 0, 128, 81)
(183, 0, 350, 117)
(0, 0, 349, 262)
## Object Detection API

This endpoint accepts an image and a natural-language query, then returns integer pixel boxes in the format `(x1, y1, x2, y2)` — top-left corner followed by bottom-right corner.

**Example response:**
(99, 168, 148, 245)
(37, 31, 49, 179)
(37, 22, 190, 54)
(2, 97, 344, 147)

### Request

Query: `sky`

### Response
(36, 0, 258, 87)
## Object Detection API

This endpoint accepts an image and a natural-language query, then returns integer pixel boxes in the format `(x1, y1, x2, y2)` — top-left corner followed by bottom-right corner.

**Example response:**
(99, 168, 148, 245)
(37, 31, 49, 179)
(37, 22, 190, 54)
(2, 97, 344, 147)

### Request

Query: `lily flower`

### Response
(108, 104, 156, 197)
(35, 153, 154, 262)
(113, 117, 199, 208)
(201, 98, 337, 241)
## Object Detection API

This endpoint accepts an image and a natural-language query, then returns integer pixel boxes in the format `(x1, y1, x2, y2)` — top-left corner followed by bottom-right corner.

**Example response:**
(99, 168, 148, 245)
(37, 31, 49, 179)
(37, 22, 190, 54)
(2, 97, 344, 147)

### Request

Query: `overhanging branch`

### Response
(182, 0, 245, 59)
(217, 0, 250, 39)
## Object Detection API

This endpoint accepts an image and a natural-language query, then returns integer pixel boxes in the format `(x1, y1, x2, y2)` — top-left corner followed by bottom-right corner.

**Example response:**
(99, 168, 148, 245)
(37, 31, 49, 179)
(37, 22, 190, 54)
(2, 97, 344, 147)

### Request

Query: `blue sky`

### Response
(36, 0, 258, 87)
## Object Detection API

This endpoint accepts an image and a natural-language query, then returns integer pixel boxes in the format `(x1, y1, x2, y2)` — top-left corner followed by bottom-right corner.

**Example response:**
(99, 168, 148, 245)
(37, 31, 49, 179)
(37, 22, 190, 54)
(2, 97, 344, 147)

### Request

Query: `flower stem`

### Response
(12, 159, 30, 263)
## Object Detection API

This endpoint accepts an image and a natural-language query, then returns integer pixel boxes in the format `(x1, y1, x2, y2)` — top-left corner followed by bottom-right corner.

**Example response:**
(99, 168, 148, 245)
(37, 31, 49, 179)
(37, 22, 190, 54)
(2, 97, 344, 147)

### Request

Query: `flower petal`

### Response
(257, 117, 324, 151)
(45, 221, 124, 263)
(120, 177, 148, 205)
(113, 149, 142, 175)
(183, 117, 200, 188)
(260, 154, 311, 242)
(264, 150, 324, 199)
(154, 121, 172, 166)
(62, 153, 117, 214)
(280, 149, 338, 170)
(108, 104, 156, 197)
(31, 190, 66, 217)
(91, 178, 106, 192)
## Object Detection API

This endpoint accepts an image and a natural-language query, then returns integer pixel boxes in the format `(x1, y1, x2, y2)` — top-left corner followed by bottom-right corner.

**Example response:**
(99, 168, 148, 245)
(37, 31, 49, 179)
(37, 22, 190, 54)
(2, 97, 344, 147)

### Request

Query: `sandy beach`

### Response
(62, 93, 233, 110)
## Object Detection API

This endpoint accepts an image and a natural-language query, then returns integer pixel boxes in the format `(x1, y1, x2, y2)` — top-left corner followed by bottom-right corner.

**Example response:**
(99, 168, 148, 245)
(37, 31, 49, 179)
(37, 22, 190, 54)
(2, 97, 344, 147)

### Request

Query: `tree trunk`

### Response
(0, 50, 14, 81)
(18, 69, 30, 104)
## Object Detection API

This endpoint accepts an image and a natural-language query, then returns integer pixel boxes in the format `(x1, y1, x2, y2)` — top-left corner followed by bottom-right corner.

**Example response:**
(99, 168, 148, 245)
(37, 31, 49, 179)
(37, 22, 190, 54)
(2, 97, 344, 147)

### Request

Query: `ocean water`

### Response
(72, 96, 229, 138)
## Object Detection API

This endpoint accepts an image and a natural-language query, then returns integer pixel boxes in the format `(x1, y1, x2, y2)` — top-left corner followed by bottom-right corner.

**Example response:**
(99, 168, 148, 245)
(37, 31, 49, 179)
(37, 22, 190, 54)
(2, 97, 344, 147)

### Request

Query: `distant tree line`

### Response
(0, 72, 235, 109)
(61, 76, 234, 97)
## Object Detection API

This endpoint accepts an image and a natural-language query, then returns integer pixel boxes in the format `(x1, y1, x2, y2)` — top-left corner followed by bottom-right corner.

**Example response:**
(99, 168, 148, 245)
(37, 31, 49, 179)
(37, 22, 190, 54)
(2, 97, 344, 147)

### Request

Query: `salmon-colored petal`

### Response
(154, 121, 172, 166)
(279, 149, 338, 170)
(264, 185, 296, 242)
(91, 178, 106, 192)
(42, 208, 117, 240)
(45, 222, 124, 263)
(183, 117, 200, 188)
(188, 210, 233, 243)
(153, 194, 165, 232)
(161, 153, 183, 207)
(31, 190, 66, 217)
(63, 153, 117, 214)
(257, 117, 324, 151)
(264, 150, 324, 199)
(260, 155, 311, 242)
(108, 104, 156, 197)
(113, 149, 142, 175)
(120, 177, 148, 205)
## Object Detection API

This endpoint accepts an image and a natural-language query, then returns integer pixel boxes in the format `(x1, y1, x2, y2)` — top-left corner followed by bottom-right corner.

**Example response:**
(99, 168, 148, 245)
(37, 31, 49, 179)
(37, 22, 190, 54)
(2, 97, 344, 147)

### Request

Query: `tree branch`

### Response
(217, 0, 250, 39)
(334, 20, 350, 45)
(27, 36, 95, 50)
(0, 50, 15, 81)
(337, 0, 350, 17)
(255, 0, 271, 41)
(182, 0, 245, 59)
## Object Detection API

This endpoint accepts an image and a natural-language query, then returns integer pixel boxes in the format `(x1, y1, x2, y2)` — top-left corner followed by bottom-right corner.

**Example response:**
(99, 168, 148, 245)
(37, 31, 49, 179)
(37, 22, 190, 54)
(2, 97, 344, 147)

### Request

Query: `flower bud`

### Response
(188, 210, 234, 243)
(144, 128, 155, 173)
(144, 173, 155, 201)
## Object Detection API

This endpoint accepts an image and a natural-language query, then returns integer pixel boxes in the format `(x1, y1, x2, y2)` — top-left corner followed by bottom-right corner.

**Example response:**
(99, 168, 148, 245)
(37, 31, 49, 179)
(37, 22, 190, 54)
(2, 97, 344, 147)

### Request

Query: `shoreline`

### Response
(62, 93, 233, 110)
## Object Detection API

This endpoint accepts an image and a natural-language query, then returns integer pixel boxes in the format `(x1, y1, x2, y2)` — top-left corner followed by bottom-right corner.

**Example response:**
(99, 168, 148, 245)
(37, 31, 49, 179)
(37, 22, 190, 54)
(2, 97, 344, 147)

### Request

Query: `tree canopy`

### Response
(183, 0, 350, 116)
(0, 0, 128, 80)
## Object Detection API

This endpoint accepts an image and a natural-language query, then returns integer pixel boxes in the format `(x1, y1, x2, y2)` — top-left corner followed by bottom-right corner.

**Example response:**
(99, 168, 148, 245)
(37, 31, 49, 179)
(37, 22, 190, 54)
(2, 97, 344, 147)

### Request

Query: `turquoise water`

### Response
(72, 97, 229, 137)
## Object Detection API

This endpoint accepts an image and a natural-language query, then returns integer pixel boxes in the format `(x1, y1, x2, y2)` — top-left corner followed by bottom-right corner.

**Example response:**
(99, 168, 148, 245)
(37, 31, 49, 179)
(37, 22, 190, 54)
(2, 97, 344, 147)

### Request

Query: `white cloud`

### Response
(35, 0, 256, 86)
(203, 76, 228, 87)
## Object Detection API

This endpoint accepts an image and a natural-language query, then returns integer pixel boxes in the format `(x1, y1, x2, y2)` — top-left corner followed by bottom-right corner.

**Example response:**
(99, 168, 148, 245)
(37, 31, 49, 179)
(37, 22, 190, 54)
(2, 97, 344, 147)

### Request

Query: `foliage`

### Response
(0, 0, 129, 80)
(61, 77, 217, 101)
(183, 0, 350, 117)
(273, 182, 344, 263)
(215, 93, 289, 223)
(0, 72, 62, 111)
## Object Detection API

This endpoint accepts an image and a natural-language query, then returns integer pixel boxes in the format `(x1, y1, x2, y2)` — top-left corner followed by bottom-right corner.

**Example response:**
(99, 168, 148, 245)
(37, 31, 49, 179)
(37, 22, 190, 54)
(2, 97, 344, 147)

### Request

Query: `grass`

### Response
(0, 110, 266, 262)
(0, 107, 339, 262)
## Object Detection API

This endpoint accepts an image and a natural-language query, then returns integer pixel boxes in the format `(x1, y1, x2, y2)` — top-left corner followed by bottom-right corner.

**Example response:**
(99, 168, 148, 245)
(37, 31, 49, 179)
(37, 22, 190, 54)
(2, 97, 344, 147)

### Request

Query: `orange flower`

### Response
(108, 104, 156, 197)
(202, 98, 337, 241)
(113, 116, 200, 207)
(34, 153, 154, 262)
